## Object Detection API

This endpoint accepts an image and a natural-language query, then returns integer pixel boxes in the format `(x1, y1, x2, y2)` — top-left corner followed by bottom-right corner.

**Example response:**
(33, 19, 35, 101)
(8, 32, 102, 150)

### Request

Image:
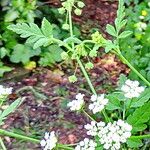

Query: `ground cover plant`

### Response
(0, 0, 150, 149)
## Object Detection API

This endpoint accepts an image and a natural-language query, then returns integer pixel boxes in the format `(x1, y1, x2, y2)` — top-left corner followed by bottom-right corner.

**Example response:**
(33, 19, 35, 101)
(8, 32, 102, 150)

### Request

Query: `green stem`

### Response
(82, 109, 96, 121)
(0, 129, 74, 150)
(68, 7, 73, 37)
(0, 129, 39, 143)
(76, 57, 97, 95)
(0, 137, 7, 150)
(57, 144, 74, 150)
(102, 109, 110, 122)
(77, 57, 110, 122)
(118, 53, 150, 86)
(130, 134, 150, 140)
(123, 101, 126, 120)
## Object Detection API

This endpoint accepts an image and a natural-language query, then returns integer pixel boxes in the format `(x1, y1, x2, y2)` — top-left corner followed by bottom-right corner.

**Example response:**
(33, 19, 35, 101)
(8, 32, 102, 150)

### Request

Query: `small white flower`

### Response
(96, 120, 132, 150)
(76, 93, 85, 100)
(67, 93, 84, 111)
(135, 22, 147, 31)
(85, 121, 106, 136)
(40, 131, 57, 150)
(121, 79, 145, 99)
(139, 16, 144, 19)
(89, 94, 109, 114)
(0, 85, 13, 98)
(75, 138, 97, 150)
(84, 121, 98, 136)
(148, 2, 150, 7)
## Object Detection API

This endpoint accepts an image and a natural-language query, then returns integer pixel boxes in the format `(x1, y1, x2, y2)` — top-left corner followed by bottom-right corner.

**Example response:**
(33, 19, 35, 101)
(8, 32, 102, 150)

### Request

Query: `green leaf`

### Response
(106, 24, 117, 37)
(131, 88, 150, 108)
(127, 102, 150, 133)
(33, 38, 49, 49)
(104, 40, 116, 53)
(118, 31, 132, 39)
(0, 98, 22, 120)
(64, 37, 81, 44)
(127, 138, 143, 148)
(39, 45, 63, 66)
(41, 18, 53, 37)
(106, 93, 121, 110)
(115, 0, 126, 33)
(7, 18, 53, 49)
(0, 47, 8, 58)
(4, 10, 19, 22)
(0, 66, 12, 77)
(10, 44, 41, 64)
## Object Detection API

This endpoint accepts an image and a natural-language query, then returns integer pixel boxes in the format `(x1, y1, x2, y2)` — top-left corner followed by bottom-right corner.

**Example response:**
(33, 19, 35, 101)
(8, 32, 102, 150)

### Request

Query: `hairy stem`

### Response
(118, 53, 150, 86)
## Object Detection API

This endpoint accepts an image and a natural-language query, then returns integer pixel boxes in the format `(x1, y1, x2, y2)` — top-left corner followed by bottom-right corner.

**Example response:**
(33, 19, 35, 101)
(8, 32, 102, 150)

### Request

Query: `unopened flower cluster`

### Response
(0, 85, 12, 99)
(67, 93, 84, 111)
(40, 131, 57, 150)
(75, 138, 97, 150)
(89, 94, 109, 114)
(85, 120, 132, 150)
(121, 79, 145, 98)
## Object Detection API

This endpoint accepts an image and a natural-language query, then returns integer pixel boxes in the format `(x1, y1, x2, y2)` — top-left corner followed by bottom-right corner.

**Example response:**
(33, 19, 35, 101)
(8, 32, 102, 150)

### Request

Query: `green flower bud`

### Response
(77, 1, 85, 8)
(62, 23, 70, 30)
(74, 8, 82, 16)
(58, 7, 66, 14)
(68, 75, 77, 83)
(61, 52, 69, 60)
(75, 45, 87, 56)
(91, 31, 106, 45)
(89, 50, 98, 57)
(85, 62, 94, 70)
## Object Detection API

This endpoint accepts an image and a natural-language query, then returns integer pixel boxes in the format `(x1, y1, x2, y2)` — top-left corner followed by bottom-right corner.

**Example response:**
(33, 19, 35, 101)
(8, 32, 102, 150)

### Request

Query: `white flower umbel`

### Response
(84, 121, 105, 136)
(121, 79, 145, 99)
(40, 131, 57, 150)
(89, 94, 109, 114)
(0, 85, 12, 98)
(75, 138, 97, 150)
(67, 93, 84, 111)
(98, 120, 132, 150)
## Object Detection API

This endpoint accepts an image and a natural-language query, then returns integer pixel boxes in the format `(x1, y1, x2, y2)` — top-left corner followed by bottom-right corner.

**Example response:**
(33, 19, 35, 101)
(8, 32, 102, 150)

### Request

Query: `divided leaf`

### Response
(7, 18, 53, 49)
(106, 24, 117, 37)
(127, 102, 150, 133)
(41, 17, 53, 37)
(118, 31, 132, 39)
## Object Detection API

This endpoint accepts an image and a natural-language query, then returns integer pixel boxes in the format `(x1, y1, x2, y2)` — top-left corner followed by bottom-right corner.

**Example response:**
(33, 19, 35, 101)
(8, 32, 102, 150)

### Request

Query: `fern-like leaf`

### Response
(7, 18, 53, 49)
